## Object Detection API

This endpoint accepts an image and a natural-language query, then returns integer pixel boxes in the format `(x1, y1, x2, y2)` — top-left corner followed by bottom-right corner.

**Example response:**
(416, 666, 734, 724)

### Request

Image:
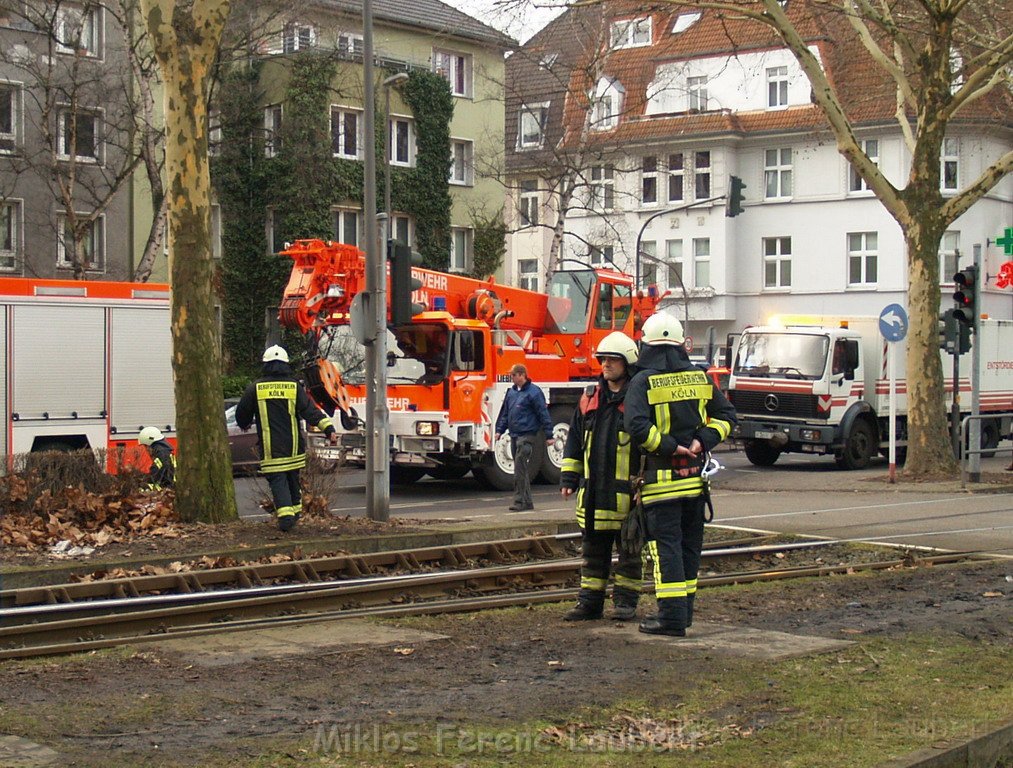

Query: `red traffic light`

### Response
(951, 266, 977, 325)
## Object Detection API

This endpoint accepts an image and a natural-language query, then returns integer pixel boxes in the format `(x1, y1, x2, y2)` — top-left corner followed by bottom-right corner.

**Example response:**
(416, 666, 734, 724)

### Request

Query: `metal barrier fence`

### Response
(960, 413, 1013, 488)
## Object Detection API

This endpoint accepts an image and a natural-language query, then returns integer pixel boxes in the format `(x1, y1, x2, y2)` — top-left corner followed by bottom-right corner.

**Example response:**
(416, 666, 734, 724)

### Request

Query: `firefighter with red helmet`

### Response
(560, 331, 643, 621)
(236, 345, 338, 531)
(625, 312, 736, 636)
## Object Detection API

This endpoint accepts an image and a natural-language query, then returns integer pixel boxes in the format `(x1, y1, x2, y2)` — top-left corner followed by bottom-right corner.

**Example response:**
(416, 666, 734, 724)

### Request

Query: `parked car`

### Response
(225, 398, 260, 473)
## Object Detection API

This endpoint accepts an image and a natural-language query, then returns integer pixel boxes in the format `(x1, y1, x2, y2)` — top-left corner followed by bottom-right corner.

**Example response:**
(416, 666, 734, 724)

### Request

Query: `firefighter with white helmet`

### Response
(624, 311, 736, 636)
(139, 426, 175, 490)
(235, 345, 337, 531)
(559, 331, 643, 621)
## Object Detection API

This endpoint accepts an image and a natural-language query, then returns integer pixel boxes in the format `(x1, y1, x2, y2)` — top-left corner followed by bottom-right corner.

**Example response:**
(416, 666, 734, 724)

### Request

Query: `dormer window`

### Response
(283, 22, 316, 53)
(671, 12, 700, 34)
(589, 77, 624, 131)
(610, 16, 651, 49)
(518, 103, 548, 149)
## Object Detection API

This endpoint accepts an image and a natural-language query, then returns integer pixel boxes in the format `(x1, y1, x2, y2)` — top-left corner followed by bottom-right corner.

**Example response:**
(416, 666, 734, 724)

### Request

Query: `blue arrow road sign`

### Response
(879, 303, 908, 342)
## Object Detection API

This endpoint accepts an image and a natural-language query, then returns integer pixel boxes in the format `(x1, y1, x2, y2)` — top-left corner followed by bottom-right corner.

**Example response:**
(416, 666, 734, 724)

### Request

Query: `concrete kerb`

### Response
(875, 719, 1013, 768)
(0, 520, 581, 591)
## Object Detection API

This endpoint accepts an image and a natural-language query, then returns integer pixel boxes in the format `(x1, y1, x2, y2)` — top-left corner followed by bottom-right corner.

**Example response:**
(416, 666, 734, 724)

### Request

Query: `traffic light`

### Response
(388, 241, 424, 326)
(952, 265, 978, 326)
(938, 308, 971, 354)
(726, 175, 746, 217)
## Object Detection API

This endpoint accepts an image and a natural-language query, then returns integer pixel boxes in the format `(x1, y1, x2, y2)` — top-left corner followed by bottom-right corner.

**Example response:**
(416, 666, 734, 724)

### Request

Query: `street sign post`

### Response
(879, 304, 908, 483)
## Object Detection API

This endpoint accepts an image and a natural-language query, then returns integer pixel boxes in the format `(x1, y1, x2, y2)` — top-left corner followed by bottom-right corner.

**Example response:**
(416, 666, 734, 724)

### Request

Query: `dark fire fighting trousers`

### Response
(644, 496, 706, 629)
(266, 469, 303, 522)
(577, 527, 642, 609)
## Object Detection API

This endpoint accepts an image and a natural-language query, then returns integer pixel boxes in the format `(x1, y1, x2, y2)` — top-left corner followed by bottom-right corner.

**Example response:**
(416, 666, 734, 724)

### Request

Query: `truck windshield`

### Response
(733, 333, 830, 380)
(388, 324, 449, 384)
(545, 270, 595, 334)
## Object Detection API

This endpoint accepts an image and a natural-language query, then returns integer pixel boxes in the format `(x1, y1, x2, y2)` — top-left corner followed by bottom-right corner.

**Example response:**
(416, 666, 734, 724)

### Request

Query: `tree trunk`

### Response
(141, 0, 236, 522)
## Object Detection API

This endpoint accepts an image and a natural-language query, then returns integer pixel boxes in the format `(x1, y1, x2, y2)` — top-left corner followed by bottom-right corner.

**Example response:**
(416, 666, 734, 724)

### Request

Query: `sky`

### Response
(446, 0, 566, 44)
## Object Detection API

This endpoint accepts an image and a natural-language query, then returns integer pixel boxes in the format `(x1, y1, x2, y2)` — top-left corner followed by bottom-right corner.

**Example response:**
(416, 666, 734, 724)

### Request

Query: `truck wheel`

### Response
(836, 420, 876, 470)
(744, 440, 780, 466)
(980, 420, 1000, 459)
(536, 405, 571, 485)
(389, 467, 428, 485)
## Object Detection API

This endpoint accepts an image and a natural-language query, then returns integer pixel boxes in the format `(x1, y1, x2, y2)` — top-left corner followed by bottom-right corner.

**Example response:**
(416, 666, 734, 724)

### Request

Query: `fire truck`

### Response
(1, 278, 174, 472)
(727, 315, 1013, 468)
(277, 239, 663, 490)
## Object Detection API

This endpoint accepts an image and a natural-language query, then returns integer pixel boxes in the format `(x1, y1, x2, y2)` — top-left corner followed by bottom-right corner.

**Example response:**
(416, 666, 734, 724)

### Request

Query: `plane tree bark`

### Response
(139, 0, 237, 522)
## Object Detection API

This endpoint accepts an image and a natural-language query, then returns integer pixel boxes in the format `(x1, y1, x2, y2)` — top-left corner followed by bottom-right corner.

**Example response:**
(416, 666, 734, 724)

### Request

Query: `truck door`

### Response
(448, 328, 488, 425)
(829, 338, 858, 405)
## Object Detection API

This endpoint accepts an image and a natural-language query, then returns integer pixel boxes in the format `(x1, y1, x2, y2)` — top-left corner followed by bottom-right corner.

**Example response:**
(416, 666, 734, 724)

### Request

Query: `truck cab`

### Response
(729, 323, 878, 469)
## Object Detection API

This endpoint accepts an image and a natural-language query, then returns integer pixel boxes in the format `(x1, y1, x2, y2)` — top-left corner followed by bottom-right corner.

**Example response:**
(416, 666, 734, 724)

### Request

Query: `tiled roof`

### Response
(318, 0, 516, 48)
(507, 0, 1011, 157)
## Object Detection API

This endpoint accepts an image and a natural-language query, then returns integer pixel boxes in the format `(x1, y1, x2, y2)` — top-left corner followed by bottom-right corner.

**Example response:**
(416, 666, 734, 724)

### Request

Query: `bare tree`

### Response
(140, 0, 237, 522)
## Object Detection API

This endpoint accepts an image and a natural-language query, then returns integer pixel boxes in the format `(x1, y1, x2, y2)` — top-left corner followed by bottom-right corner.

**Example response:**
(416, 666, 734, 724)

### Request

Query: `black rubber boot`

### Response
(638, 617, 686, 637)
(611, 603, 638, 621)
(278, 515, 297, 532)
(563, 602, 604, 621)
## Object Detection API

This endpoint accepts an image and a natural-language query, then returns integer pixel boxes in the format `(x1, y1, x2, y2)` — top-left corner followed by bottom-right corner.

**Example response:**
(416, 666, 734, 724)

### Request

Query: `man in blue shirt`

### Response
(495, 364, 554, 511)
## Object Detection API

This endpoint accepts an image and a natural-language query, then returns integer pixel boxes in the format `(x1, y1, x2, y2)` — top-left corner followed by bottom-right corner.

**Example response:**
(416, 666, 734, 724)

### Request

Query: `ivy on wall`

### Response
(470, 209, 506, 279)
(214, 56, 476, 373)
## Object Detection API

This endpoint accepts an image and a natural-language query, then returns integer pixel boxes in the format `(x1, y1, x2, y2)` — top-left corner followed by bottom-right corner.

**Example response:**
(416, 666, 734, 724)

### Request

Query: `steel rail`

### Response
(0, 551, 977, 660)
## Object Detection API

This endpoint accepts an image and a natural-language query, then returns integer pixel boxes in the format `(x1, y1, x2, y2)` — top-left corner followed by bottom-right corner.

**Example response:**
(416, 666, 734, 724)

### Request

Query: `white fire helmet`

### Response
(640, 312, 685, 346)
(262, 345, 290, 363)
(594, 331, 638, 365)
(139, 427, 164, 446)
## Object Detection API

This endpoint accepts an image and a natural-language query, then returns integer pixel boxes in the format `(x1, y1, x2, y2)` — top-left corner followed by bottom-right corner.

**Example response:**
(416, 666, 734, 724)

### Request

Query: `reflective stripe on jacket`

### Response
(559, 379, 637, 531)
(235, 365, 335, 474)
(625, 345, 736, 506)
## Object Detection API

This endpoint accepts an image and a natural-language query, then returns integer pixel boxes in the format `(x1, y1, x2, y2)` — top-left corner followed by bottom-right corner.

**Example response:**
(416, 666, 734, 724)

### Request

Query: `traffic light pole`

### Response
(968, 248, 982, 482)
(362, 0, 390, 521)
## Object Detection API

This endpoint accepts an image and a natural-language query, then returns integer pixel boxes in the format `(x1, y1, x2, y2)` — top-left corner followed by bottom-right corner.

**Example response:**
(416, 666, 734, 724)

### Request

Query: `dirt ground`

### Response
(0, 558, 1008, 767)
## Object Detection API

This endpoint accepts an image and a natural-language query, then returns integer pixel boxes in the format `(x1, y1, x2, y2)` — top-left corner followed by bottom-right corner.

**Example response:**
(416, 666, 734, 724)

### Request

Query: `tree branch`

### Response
(940, 149, 1013, 223)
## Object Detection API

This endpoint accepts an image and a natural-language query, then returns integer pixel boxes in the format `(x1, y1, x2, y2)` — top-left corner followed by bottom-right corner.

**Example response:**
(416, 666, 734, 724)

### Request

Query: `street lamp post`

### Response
(382, 72, 409, 243)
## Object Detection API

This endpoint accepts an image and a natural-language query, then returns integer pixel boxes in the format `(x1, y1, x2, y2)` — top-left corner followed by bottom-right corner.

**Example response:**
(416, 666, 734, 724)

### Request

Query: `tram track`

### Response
(0, 535, 981, 660)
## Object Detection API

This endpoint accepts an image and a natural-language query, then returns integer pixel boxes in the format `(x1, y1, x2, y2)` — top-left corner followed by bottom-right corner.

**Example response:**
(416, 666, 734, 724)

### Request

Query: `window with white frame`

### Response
(939, 231, 960, 282)
(518, 104, 547, 149)
(57, 107, 101, 162)
(333, 208, 360, 246)
(589, 244, 614, 266)
(518, 258, 540, 291)
(519, 179, 539, 227)
(694, 151, 711, 199)
(610, 16, 651, 48)
(767, 66, 788, 108)
(668, 153, 684, 202)
(337, 33, 364, 56)
(390, 116, 414, 166)
(940, 138, 959, 192)
(641, 156, 658, 205)
(847, 231, 878, 285)
(640, 241, 657, 285)
(764, 147, 792, 199)
(449, 139, 473, 185)
(848, 139, 878, 193)
(0, 200, 20, 270)
(283, 22, 316, 52)
(0, 83, 20, 153)
(589, 164, 614, 211)
(450, 227, 472, 272)
(589, 78, 623, 131)
(666, 239, 683, 289)
(264, 104, 282, 158)
(688, 75, 708, 111)
(763, 236, 792, 288)
(693, 238, 710, 288)
(56, 3, 101, 56)
(57, 214, 104, 271)
(330, 106, 361, 159)
(434, 49, 472, 97)
(391, 213, 413, 246)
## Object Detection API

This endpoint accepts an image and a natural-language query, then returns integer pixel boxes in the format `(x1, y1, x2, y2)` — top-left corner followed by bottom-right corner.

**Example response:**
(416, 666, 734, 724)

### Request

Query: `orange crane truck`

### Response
(277, 238, 663, 489)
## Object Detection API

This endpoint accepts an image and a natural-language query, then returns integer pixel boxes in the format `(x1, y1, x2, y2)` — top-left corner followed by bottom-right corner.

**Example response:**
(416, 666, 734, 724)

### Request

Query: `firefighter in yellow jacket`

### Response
(236, 345, 337, 531)
(625, 312, 736, 636)
(560, 331, 642, 621)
